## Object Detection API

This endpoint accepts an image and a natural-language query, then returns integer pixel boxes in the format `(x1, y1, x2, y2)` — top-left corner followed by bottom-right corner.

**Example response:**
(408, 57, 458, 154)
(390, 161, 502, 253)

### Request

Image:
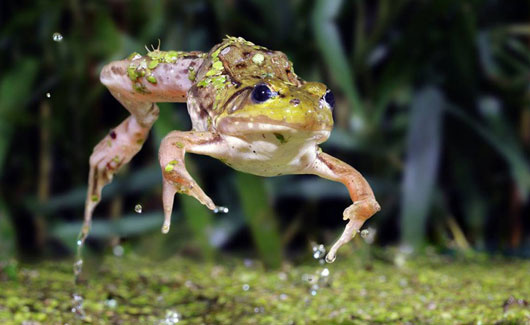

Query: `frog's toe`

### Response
(325, 198, 380, 263)
(160, 166, 217, 234)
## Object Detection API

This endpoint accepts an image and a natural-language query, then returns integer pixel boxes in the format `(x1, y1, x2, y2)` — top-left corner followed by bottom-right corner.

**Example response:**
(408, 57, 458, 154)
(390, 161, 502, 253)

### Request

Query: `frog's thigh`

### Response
(158, 131, 224, 233)
(306, 151, 380, 262)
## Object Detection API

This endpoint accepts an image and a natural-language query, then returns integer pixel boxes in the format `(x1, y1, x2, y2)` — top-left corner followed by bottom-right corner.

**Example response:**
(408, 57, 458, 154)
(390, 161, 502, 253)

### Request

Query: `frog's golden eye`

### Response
(251, 83, 274, 103)
(323, 90, 335, 110)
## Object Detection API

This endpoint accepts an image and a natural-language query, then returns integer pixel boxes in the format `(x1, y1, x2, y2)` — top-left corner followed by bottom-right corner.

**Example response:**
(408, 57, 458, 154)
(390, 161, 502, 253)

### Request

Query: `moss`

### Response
(1, 254, 529, 324)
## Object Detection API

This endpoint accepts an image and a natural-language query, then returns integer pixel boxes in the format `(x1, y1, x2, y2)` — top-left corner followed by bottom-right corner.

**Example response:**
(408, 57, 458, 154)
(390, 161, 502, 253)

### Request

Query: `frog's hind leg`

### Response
(158, 131, 224, 233)
(83, 56, 203, 241)
(83, 100, 159, 236)
(304, 150, 380, 263)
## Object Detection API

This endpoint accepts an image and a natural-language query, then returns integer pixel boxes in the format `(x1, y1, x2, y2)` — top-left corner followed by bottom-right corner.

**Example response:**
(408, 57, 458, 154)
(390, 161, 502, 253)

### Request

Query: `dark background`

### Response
(1, 0, 529, 266)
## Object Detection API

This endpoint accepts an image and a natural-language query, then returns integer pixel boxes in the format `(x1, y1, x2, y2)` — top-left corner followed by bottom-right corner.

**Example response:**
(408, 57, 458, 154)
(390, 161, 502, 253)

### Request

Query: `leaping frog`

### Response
(85, 36, 380, 263)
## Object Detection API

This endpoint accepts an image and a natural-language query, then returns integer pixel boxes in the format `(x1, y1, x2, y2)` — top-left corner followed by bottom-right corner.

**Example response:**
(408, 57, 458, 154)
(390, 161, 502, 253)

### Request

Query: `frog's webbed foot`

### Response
(83, 104, 159, 238)
(159, 131, 224, 233)
(305, 150, 380, 263)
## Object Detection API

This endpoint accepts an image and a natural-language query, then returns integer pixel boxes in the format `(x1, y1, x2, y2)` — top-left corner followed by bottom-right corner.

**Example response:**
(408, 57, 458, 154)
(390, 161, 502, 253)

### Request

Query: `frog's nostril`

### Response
(289, 98, 300, 106)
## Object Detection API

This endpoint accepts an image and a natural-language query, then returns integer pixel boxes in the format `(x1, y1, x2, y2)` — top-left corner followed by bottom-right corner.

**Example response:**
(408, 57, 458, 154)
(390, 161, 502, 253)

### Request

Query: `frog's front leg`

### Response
(159, 131, 225, 233)
(306, 150, 380, 263)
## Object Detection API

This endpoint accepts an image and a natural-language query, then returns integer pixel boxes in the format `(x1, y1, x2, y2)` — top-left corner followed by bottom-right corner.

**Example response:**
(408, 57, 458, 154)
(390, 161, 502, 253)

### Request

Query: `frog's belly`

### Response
(221, 134, 318, 177)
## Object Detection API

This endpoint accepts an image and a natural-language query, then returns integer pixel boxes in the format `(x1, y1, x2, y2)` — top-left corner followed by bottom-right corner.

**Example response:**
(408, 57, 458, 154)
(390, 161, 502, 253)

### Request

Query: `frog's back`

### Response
(188, 37, 304, 131)
(197, 36, 302, 86)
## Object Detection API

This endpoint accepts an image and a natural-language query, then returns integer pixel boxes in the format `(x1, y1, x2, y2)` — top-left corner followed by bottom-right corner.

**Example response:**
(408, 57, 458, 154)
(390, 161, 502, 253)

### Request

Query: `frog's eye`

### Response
(251, 84, 273, 103)
(323, 90, 335, 110)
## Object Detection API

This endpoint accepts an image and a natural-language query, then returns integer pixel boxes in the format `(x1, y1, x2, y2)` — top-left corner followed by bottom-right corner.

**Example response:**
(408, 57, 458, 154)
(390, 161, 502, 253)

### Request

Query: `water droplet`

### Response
(242, 284, 250, 291)
(213, 206, 229, 214)
(112, 245, 124, 257)
(73, 259, 83, 276)
(320, 268, 330, 277)
(158, 310, 180, 324)
(105, 298, 117, 308)
(360, 229, 369, 238)
(310, 290, 317, 296)
(46, 92, 51, 98)
(134, 204, 143, 213)
(52, 32, 63, 42)
(71, 293, 85, 317)
(302, 274, 316, 284)
(312, 244, 326, 260)
(360, 227, 376, 244)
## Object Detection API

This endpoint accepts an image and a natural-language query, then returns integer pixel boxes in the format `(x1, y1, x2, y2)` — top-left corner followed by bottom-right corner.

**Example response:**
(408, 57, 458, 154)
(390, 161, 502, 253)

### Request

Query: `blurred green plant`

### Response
(0, 0, 528, 264)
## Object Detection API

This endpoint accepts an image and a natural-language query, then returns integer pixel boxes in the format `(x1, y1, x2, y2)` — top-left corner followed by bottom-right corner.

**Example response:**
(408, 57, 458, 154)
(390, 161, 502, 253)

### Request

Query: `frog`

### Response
(85, 36, 380, 263)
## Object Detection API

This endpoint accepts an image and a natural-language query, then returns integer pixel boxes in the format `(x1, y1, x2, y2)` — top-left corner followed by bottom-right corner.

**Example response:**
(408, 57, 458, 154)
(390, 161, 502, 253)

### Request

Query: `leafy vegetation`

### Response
(0, 0, 529, 291)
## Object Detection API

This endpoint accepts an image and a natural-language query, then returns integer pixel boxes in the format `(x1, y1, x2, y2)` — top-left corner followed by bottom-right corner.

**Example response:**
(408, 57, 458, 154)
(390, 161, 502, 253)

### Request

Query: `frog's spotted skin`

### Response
(87, 36, 380, 262)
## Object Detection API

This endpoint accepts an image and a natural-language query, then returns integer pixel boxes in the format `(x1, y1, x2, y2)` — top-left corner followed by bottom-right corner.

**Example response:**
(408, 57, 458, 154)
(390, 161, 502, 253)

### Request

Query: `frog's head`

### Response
(216, 78, 334, 138)
(195, 37, 334, 142)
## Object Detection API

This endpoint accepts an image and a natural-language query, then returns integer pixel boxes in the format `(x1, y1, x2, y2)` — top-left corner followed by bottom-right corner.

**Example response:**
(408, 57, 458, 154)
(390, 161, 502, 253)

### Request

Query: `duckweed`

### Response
(0, 254, 528, 324)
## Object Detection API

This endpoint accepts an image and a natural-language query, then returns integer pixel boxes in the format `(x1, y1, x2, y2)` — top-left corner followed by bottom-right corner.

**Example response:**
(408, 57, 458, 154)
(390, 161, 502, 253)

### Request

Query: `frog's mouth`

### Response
(216, 115, 332, 136)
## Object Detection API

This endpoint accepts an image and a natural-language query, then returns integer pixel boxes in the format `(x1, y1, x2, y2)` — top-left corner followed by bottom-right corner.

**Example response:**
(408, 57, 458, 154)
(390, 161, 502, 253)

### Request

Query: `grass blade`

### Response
(400, 87, 444, 248)
(235, 173, 282, 268)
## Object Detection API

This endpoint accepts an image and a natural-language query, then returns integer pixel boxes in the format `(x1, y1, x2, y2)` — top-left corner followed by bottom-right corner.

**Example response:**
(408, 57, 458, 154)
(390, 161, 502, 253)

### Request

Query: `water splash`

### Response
(52, 32, 63, 42)
(134, 204, 143, 213)
(312, 244, 326, 260)
(305, 244, 333, 298)
(360, 227, 376, 244)
(73, 259, 83, 277)
(72, 220, 91, 319)
(213, 206, 229, 214)
(105, 298, 117, 308)
(158, 310, 180, 324)
(71, 293, 85, 317)
(360, 229, 369, 238)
